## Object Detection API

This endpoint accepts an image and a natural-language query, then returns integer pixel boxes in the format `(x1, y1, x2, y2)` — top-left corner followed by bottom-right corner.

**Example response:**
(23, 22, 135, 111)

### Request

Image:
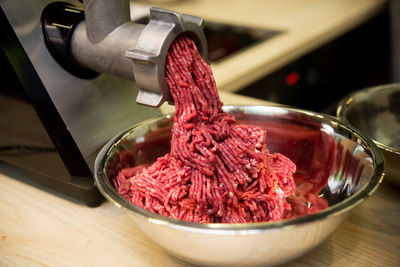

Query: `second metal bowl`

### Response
(337, 84, 400, 187)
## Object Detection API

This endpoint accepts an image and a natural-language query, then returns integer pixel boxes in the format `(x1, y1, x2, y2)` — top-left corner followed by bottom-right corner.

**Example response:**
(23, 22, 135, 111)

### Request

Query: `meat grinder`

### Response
(0, 0, 207, 206)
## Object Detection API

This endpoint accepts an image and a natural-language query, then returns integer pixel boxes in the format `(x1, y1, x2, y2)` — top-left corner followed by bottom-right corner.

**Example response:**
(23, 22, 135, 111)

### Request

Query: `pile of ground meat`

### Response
(113, 36, 328, 223)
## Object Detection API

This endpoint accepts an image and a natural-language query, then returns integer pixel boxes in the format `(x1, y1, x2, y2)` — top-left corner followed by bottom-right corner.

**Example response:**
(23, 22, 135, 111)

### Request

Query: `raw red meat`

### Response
(114, 36, 328, 223)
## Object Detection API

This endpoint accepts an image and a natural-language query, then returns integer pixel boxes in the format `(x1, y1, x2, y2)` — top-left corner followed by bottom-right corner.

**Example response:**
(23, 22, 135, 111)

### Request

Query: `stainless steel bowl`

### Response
(94, 105, 384, 267)
(337, 84, 400, 187)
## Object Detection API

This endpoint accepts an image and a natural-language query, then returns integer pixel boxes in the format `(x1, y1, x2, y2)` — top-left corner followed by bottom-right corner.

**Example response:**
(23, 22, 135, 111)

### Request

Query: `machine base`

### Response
(0, 161, 104, 207)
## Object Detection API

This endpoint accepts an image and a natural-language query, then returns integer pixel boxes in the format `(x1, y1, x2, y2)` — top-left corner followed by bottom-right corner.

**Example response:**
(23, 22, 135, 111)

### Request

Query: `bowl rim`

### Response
(336, 83, 400, 155)
(94, 105, 384, 233)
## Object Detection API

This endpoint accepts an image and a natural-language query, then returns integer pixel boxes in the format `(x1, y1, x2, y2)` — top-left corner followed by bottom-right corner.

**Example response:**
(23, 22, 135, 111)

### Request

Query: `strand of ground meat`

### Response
(115, 35, 300, 223)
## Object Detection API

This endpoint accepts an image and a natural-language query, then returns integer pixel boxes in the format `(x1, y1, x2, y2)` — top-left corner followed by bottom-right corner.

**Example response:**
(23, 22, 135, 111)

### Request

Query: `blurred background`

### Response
(137, 0, 399, 115)
(236, 0, 399, 115)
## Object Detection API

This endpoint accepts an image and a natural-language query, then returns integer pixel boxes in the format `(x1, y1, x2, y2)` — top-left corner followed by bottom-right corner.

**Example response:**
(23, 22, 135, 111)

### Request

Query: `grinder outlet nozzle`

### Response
(44, 1, 208, 108)
(126, 7, 208, 107)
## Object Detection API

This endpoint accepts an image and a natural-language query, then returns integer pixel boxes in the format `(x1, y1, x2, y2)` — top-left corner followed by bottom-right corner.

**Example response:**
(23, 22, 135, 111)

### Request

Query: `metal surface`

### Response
(94, 105, 384, 266)
(71, 0, 208, 107)
(126, 7, 207, 107)
(337, 83, 400, 187)
(70, 20, 145, 81)
(83, 0, 130, 44)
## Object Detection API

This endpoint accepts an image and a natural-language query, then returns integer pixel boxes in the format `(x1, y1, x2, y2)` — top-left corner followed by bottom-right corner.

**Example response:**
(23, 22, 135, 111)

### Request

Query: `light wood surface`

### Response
(1, 92, 399, 266)
(138, 0, 387, 93)
(0, 156, 399, 266)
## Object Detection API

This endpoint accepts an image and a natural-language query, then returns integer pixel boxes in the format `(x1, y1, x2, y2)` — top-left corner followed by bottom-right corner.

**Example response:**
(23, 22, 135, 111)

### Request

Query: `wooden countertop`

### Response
(1, 91, 399, 266)
(136, 0, 387, 93)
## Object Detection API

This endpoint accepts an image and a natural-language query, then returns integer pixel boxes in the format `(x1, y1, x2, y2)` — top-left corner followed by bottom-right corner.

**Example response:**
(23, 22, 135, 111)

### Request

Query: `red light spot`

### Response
(286, 71, 300, 86)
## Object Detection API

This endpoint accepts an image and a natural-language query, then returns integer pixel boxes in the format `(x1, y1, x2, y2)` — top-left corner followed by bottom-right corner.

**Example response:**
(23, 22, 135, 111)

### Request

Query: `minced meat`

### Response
(113, 36, 328, 223)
